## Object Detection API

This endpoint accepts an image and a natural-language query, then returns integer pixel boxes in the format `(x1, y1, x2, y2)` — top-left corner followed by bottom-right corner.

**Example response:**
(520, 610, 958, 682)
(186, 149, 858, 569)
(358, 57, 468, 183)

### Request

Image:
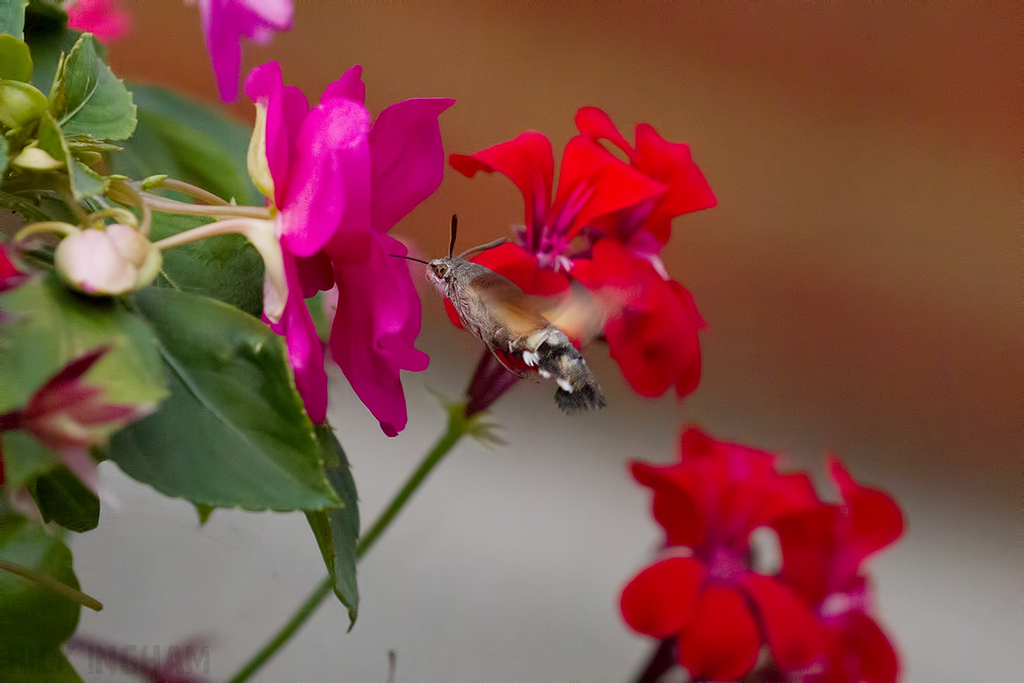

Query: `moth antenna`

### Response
(390, 254, 430, 265)
(458, 237, 507, 259)
(448, 214, 458, 258)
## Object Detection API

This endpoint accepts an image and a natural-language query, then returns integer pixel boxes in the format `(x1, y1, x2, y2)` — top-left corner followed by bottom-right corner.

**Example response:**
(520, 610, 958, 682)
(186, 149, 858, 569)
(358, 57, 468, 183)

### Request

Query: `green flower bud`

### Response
(0, 80, 47, 130)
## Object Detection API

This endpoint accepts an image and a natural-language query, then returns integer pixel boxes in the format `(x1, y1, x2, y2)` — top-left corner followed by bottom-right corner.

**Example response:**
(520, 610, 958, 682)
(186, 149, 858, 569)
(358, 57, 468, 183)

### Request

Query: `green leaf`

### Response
(0, 273, 168, 414)
(0, 34, 31, 81)
(111, 84, 260, 205)
(305, 424, 360, 627)
(68, 156, 104, 195)
(49, 33, 135, 140)
(0, 135, 7, 176)
(0, 188, 52, 221)
(194, 503, 214, 525)
(30, 111, 105, 199)
(0, 431, 59, 489)
(0, 516, 83, 683)
(0, 647, 82, 682)
(149, 212, 265, 317)
(108, 287, 340, 511)
(0, 0, 28, 40)
(31, 465, 100, 532)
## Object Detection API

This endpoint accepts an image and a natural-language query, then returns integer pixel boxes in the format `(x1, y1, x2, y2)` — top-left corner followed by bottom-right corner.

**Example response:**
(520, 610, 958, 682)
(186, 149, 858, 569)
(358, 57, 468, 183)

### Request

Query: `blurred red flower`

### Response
(620, 427, 825, 681)
(771, 457, 903, 683)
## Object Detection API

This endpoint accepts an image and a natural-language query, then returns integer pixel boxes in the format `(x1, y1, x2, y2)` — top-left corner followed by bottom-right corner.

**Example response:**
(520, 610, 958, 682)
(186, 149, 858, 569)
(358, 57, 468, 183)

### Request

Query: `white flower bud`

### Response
(55, 225, 162, 296)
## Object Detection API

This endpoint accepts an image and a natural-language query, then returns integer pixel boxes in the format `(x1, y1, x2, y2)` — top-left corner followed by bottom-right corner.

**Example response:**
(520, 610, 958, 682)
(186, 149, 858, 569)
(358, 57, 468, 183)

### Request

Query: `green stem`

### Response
(142, 194, 269, 220)
(225, 407, 469, 683)
(224, 576, 335, 683)
(149, 178, 231, 206)
(355, 410, 466, 558)
(0, 559, 103, 611)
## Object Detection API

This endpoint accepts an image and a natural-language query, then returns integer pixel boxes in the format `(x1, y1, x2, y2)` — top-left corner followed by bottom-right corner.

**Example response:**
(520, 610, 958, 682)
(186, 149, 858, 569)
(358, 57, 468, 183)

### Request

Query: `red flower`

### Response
(771, 457, 903, 683)
(620, 427, 825, 681)
(575, 106, 716, 249)
(449, 108, 715, 399)
(0, 244, 26, 292)
(0, 347, 150, 493)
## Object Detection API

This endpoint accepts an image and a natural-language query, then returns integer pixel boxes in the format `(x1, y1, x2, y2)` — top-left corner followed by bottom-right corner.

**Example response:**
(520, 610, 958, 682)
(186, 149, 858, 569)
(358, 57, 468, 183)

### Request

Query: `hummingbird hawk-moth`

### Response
(409, 216, 606, 413)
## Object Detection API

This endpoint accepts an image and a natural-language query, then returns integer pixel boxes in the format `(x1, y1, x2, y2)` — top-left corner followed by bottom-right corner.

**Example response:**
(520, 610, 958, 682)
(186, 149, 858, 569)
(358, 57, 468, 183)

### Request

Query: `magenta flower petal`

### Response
(270, 252, 328, 423)
(245, 62, 310, 206)
(66, 0, 131, 43)
(200, 0, 293, 103)
(279, 98, 372, 259)
(368, 97, 456, 233)
(294, 252, 334, 297)
(328, 234, 428, 436)
(0, 244, 24, 292)
(322, 65, 366, 105)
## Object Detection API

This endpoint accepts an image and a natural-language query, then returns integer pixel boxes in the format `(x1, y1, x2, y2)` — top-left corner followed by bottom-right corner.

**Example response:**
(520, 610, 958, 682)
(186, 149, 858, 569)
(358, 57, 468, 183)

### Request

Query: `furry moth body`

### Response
(425, 255, 606, 413)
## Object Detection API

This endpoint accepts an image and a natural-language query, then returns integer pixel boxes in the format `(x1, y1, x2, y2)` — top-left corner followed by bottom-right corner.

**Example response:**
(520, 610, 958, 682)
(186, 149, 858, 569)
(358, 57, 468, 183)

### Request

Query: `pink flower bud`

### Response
(54, 225, 161, 296)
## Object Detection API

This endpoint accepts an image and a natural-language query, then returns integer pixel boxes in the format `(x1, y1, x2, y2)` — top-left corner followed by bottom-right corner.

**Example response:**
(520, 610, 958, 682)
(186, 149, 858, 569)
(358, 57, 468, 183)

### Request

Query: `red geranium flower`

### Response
(771, 457, 903, 683)
(449, 108, 715, 400)
(620, 427, 825, 681)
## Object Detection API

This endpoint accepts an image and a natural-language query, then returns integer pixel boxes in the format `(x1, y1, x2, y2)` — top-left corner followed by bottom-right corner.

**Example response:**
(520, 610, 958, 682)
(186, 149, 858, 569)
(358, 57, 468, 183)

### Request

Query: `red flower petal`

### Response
(743, 573, 826, 672)
(472, 242, 570, 296)
(828, 456, 904, 565)
(841, 611, 900, 683)
(677, 585, 761, 681)
(574, 106, 635, 159)
(633, 123, 716, 244)
(620, 556, 704, 638)
(553, 136, 665, 241)
(450, 132, 554, 246)
(772, 505, 840, 606)
(631, 461, 704, 548)
(605, 275, 702, 397)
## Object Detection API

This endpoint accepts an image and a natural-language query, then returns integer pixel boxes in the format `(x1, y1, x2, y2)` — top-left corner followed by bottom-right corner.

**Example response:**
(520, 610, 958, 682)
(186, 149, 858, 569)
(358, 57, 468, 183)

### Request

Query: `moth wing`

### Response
(540, 281, 610, 346)
(471, 270, 553, 339)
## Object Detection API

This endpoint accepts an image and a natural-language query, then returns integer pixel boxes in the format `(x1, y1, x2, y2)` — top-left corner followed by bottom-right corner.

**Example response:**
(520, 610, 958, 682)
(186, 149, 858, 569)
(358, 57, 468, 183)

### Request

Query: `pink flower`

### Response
(66, 0, 131, 43)
(199, 0, 293, 102)
(246, 62, 453, 434)
(620, 427, 825, 681)
(0, 347, 151, 493)
(772, 457, 903, 683)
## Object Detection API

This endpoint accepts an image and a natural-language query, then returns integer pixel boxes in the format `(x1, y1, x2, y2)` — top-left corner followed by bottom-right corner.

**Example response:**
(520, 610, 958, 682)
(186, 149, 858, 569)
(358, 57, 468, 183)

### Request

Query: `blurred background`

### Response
(69, 2, 1019, 681)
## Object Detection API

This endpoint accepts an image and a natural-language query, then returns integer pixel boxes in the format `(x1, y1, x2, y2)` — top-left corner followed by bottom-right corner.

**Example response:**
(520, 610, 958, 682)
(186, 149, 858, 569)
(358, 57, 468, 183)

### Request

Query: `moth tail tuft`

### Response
(554, 382, 606, 414)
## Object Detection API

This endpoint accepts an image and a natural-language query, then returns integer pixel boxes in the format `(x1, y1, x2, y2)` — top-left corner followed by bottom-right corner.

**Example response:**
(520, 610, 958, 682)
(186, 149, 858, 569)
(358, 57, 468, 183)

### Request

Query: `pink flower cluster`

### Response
(245, 62, 453, 435)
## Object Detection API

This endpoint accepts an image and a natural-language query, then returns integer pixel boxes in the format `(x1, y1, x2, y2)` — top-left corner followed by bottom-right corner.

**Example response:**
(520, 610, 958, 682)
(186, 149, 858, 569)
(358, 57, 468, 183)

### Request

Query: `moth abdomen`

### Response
(527, 335, 606, 413)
